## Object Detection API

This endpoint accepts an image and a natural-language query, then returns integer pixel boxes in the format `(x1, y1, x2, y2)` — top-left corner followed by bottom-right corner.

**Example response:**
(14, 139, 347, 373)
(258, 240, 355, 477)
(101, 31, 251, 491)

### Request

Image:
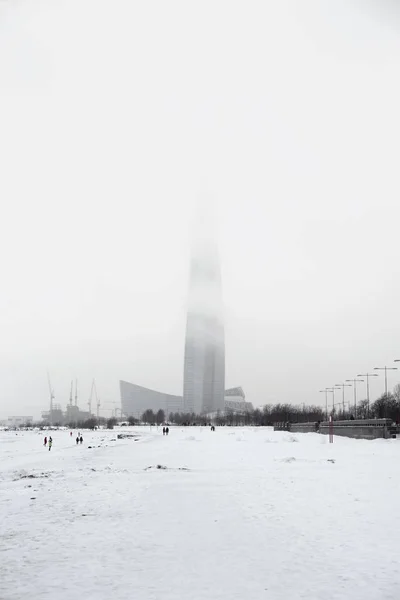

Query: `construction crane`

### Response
(104, 400, 116, 417)
(103, 400, 122, 418)
(88, 379, 100, 417)
(88, 379, 94, 415)
(47, 371, 55, 426)
(95, 382, 100, 419)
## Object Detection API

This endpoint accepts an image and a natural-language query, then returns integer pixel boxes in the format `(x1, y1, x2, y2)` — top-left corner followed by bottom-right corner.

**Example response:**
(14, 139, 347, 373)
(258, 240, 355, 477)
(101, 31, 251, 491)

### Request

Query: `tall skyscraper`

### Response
(183, 216, 225, 415)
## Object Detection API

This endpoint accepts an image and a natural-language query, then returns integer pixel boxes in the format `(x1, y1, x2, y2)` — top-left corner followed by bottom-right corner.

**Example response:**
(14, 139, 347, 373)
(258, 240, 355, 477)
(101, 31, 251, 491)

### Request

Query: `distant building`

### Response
(42, 404, 65, 425)
(64, 405, 92, 424)
(41, 404, 93, 425)
(224, 387, 253, 414)
(7, 416, 33, 428)
(183, 216, 225, 415)
(120, 381, 250, 419)
(120, 381, 183, 419)
(120, 214, 251, 421)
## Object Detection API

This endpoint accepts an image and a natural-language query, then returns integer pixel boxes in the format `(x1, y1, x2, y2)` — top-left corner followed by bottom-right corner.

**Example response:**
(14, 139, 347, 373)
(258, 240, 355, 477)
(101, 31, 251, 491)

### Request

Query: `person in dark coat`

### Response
(44, 436, 47, 447)
(76, 436, 79, 444)
(166, 427, 169, 436)
(79, 436, 83, 444)
(163, 427, 166, 435)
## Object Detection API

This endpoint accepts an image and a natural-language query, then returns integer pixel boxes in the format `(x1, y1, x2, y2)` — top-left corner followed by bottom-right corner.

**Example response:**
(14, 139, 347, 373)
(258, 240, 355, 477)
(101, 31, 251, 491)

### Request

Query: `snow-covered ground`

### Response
(1, 426, 399, 600)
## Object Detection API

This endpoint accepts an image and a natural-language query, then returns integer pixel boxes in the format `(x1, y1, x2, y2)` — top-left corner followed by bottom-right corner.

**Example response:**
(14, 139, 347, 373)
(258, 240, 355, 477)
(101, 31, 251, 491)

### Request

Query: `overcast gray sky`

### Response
(1, 0, 400, 419)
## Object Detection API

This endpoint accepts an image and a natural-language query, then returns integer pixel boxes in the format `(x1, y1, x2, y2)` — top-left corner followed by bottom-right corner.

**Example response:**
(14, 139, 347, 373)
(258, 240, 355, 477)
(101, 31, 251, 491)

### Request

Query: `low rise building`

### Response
(7, 416, 33, 428)
(224, 387, 253, 413)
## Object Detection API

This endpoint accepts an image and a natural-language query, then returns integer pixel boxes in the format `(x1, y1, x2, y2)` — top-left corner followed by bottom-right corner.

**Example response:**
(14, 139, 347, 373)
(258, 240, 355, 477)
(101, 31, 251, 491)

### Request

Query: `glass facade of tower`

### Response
(183, 239, 225, 415)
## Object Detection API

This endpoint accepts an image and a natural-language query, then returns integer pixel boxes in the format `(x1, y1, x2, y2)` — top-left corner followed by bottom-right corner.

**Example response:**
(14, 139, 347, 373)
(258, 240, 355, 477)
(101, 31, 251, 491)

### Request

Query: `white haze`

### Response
(0, 1, 400, 419)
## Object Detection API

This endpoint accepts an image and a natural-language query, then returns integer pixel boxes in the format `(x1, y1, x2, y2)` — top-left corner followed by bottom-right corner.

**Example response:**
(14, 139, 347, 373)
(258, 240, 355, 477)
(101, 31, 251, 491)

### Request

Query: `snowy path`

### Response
(1, 427, 399, 600)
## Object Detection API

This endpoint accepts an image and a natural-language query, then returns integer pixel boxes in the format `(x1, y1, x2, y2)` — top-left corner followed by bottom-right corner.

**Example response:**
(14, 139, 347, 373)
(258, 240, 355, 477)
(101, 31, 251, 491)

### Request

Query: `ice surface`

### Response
(1, 427, 399, 600)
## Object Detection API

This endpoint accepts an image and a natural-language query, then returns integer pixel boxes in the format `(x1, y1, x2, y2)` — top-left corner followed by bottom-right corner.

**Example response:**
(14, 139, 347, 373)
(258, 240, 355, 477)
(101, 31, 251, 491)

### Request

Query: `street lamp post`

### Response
(335, 383, 353, 417)
(357, 373, 379, 417)
(345, 378, 364, 419)
(393, 361, 400, 390)
(319, 389, 329, 421)
(374, 366, 398, 397)
(327, 387, 341, 420)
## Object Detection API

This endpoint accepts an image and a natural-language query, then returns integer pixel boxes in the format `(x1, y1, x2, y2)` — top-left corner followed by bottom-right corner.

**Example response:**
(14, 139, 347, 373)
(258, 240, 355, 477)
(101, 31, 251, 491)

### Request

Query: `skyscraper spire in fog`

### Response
(183, 209, 225, 415)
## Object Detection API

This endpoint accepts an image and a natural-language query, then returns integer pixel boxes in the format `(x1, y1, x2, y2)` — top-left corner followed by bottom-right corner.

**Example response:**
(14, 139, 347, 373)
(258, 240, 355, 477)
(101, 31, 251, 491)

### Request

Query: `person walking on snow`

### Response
(76, 436, 79, 445)
(166, 427, 169, 436)
(163, 427, 166, 435)
(48, 437, 53, 451)
(44, 436, 47, 447)
(79, 436, 83, 444)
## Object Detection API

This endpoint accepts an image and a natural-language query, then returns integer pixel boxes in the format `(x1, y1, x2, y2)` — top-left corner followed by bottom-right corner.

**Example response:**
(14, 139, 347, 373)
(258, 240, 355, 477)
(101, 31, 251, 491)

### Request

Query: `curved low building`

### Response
(120, 381, 183, 420)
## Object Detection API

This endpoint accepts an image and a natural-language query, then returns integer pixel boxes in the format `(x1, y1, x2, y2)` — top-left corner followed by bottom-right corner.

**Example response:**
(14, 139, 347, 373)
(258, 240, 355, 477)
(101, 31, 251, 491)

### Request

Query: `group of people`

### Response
(43, 436, 53, 451)
(162, 427, 170, 436)
(43, 432, 84, 452)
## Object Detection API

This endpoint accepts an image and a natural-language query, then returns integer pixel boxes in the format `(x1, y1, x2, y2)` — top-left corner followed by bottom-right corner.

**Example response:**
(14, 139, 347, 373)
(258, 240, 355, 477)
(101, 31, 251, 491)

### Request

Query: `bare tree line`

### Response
(13, 385, 400, 431)
(168, 385, 400, 426)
